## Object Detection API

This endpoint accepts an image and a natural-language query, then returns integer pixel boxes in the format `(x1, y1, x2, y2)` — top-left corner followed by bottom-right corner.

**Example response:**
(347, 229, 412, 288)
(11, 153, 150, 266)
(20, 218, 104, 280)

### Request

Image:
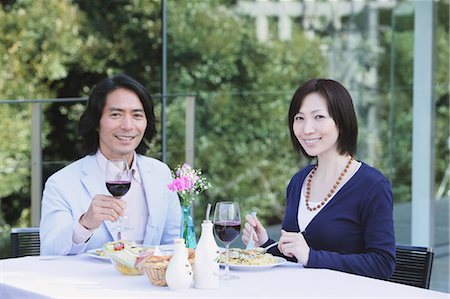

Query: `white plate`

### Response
(85, 244, 174, 261)
(86, 248, 110, 261)
(220, 256, 287, 270)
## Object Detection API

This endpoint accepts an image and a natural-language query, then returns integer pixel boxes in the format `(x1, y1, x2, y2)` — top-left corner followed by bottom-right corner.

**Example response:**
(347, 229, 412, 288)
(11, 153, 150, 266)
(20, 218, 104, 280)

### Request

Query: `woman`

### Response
(242, 78, 396, 279)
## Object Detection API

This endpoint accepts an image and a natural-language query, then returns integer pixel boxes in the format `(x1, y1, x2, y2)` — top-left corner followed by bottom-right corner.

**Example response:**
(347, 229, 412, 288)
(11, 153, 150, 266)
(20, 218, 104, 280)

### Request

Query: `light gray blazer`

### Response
(39, 154, 181, 255)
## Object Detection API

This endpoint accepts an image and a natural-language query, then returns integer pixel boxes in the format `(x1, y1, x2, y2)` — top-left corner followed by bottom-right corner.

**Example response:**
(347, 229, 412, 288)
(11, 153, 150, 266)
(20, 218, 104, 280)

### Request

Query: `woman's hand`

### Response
(278, 230, 310, 265)
(79, 194, 126, 230)
(242, 214, 269, 247)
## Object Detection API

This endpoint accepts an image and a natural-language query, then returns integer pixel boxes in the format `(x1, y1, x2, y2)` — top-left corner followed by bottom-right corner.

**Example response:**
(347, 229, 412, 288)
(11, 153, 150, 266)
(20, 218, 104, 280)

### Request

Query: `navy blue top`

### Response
(264, 162, 396, 279)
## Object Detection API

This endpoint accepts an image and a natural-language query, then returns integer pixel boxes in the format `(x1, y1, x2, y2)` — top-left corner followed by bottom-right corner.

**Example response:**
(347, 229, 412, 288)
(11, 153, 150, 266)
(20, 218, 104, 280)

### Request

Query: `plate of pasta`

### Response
(219, 248, 287, 270)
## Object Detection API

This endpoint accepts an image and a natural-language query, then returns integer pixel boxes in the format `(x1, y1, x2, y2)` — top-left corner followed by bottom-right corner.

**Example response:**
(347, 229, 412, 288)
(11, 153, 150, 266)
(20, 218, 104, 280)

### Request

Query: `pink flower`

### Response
(168, 176, 194, 192)
(167, 163, 211, 206)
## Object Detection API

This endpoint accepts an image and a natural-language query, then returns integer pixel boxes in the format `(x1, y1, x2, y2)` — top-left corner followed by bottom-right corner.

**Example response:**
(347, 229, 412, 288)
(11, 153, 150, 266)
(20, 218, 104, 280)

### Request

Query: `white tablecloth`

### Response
(1, 254, 448, 299)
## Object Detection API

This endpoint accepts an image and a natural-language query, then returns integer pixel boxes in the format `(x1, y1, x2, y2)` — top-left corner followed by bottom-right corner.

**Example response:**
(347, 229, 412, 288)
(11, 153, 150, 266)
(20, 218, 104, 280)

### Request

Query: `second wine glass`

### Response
(105, 159, 131, 240)
(213, 201, 241, 280)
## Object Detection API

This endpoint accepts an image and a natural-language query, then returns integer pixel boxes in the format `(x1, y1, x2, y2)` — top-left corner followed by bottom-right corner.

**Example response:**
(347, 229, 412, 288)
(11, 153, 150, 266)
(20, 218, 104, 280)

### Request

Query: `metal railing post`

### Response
(185, 96, 195, 168)
(31, 102, 42, 226)
(161, 0, 167, 162)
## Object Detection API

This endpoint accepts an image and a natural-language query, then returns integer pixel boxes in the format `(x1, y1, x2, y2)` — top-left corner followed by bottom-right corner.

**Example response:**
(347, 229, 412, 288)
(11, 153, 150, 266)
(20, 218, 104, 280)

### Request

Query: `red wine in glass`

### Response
(213, 201, 241, 280)
(105, 159, 132, 239)
(213, 221, 241, 245)
(106, 181, 131, 197)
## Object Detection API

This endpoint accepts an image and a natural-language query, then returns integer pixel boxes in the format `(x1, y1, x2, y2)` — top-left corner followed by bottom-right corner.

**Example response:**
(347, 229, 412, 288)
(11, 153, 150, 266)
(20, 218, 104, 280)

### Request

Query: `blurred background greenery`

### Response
(0, 0, 448, 278)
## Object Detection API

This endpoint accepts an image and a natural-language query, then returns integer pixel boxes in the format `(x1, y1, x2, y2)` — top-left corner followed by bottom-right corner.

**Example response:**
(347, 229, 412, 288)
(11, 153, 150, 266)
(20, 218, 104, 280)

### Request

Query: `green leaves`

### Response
(0, 0, 84, 98)
(4, 0, 446, 233)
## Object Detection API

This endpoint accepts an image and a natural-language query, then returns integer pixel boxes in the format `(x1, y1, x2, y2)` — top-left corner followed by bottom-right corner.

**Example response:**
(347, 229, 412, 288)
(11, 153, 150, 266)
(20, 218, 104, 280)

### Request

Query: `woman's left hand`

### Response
(278, 230, 310, 265)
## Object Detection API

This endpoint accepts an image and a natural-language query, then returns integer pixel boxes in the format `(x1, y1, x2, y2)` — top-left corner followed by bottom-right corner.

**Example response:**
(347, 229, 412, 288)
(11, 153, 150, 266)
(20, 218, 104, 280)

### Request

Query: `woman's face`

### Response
(292, 92, 339, 158)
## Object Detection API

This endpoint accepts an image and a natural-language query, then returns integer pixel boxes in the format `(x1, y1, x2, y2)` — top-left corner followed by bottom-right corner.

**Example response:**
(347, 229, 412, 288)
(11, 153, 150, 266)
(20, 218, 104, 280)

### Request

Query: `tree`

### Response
(44, 0, 325, 226)
(0, 0, 86, 229)
(164, 1, 325, 224)
(377, 3, 449, 202)
(5, 0, 447, 248)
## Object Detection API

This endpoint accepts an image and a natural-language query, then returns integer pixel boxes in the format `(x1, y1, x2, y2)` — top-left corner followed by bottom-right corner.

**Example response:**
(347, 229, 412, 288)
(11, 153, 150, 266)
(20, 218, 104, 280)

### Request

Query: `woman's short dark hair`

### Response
(79, 74, 157, 155)
(288, 78, 358, 158)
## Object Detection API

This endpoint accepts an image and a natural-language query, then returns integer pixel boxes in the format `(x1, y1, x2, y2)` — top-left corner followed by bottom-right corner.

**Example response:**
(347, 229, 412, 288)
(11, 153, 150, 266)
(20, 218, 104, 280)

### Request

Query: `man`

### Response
(40, 74, 181, 255)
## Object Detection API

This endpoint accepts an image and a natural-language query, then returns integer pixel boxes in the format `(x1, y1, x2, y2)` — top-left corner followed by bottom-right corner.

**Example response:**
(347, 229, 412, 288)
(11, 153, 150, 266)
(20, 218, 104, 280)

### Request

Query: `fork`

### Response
(245, 211, 257, 249)
(260, 241, 278, 253)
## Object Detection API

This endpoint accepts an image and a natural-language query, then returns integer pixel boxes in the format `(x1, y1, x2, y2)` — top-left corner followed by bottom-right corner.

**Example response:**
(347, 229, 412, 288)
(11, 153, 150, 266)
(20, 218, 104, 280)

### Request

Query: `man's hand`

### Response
(79, 195, 126, 230)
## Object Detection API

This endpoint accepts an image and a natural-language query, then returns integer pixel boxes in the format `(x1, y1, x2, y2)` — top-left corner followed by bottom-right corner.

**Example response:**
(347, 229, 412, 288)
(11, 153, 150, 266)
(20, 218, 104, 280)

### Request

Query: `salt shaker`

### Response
(165, 238, 193, 291)
(194, 219, 220, 289)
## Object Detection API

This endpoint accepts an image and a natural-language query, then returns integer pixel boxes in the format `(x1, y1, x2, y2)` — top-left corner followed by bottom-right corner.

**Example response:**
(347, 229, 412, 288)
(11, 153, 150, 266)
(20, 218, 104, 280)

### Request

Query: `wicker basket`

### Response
(145, 259, 170, 286)
(144, 249, 195, 287)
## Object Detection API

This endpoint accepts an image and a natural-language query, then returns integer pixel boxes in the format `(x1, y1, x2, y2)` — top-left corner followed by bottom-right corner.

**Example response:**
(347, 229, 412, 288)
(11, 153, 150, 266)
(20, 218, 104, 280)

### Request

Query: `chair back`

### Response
(10, 227, 40, 257)
(388, 244, 434, 289)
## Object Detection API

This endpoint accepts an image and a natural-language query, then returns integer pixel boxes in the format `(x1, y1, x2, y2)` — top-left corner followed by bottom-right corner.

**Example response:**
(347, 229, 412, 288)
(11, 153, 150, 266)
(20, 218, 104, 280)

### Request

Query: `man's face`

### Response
(98, 88, 147, 163)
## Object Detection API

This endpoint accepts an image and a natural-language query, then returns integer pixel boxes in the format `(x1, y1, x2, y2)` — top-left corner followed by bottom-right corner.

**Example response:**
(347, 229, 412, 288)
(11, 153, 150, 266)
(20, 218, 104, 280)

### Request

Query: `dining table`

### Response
(1, 253, 448, 299)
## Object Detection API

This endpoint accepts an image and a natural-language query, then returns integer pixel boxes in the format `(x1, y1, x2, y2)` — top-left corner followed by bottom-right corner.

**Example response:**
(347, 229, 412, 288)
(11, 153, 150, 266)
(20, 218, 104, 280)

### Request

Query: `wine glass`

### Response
(213, 201, 241, 280)
(105, 159, 131, 240)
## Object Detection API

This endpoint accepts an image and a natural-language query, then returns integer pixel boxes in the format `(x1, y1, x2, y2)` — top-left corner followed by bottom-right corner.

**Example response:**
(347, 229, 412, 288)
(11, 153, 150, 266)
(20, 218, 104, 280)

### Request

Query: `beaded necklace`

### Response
(305, 156, 354, 212)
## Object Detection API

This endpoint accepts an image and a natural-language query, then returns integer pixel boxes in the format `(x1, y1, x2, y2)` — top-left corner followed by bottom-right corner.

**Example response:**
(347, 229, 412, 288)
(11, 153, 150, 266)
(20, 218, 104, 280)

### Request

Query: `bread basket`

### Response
(144, 249, 195, 287)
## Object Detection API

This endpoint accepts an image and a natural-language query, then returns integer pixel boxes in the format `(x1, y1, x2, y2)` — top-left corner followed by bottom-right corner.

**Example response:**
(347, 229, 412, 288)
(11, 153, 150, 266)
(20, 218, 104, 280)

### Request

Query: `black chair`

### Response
(388, 244, 434, 289)
(10, 227, 40, 257)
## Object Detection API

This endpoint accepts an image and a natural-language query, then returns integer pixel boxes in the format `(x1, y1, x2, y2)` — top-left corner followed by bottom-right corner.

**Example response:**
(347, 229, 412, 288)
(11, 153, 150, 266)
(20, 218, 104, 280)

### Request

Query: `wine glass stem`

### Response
(224, 243, 231, 280)
(117, 217, 124, 240)
(116, 196, 125, 240)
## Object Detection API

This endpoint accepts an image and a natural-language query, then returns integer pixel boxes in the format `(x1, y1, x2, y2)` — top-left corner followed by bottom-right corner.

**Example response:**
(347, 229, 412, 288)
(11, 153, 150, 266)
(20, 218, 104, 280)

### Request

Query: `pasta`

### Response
(220, 248, 278, 266)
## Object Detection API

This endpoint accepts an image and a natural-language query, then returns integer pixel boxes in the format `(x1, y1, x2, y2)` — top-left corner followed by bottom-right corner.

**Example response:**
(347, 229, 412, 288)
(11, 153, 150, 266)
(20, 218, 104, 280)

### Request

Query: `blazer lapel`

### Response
(80, 155, 117, 240)
(137, 155, 167, 244)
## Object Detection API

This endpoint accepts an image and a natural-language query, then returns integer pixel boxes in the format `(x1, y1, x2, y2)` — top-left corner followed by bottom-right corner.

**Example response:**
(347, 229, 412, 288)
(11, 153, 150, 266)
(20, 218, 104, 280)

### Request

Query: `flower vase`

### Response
(181, 204, 197, 248)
